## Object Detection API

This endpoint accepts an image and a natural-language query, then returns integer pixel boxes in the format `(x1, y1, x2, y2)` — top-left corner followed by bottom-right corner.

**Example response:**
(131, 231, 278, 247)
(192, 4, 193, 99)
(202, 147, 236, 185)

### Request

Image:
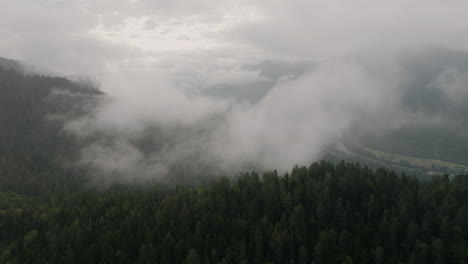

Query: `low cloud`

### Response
(3, 1, 468, 182)
(62, 47, 468, 182)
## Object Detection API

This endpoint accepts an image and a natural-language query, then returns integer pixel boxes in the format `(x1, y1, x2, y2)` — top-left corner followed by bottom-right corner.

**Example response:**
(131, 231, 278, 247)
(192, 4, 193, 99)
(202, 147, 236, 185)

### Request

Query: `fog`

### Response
(2, 0, 468, 181)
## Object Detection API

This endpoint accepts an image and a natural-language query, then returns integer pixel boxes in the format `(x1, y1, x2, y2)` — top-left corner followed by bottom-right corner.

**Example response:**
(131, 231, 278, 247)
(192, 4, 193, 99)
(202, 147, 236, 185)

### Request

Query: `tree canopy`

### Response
(1, 161, 468, 263)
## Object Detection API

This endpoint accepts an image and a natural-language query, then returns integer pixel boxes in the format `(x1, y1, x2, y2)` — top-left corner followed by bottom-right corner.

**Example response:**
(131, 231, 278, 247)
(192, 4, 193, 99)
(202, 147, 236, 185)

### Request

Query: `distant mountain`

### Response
(0, 57, 23, 72)
(340, 47, 468, 175)
(362, 48, 468, 165)
(204, 60, 315, 102)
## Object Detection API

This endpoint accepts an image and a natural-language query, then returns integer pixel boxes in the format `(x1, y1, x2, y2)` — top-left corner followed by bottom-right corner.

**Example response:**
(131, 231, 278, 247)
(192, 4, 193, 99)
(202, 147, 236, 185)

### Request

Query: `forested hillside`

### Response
(0, 66, 100, 194)
(1, 161, 468, 263)
(1, 64, 468, 263)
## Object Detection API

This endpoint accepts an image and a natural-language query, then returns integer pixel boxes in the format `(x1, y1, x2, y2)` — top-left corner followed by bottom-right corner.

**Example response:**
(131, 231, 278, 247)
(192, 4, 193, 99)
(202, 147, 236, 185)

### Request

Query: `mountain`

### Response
(0, 63, 100, 194)
(326, 48, 468, 176)
(365, 47, 468, 164)
(0, 57, 22, 72)
(0, 57, 468, 263)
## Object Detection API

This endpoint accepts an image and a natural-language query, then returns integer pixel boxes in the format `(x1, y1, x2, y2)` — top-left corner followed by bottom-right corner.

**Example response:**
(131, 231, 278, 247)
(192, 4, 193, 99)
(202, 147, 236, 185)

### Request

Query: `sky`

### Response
(2, 0, 468, 74)
(2, 0, 468, 181)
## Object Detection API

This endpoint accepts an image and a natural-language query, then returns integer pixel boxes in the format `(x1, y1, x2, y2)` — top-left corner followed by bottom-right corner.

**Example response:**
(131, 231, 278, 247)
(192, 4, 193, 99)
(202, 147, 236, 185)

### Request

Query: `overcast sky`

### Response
(3, 0, 468, 179)
(2, 0, 468, 75)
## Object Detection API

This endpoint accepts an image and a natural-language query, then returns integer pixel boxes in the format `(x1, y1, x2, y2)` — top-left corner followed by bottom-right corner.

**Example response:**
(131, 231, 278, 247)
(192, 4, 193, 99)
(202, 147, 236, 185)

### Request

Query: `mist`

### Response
(60, 47, 468, 182)
(2, 0, 468, 182)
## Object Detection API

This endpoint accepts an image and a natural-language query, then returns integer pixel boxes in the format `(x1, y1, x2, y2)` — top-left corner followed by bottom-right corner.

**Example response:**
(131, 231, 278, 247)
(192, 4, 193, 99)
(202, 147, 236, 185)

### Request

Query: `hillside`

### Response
(0, 58, 468, 263)
(350, 48, 468, 173)
(0, 65, 100, 194)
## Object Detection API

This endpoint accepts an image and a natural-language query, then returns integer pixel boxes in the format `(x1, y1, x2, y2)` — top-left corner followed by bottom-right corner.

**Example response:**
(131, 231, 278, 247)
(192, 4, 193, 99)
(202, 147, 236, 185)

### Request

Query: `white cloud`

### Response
(3, 0, 468, 180)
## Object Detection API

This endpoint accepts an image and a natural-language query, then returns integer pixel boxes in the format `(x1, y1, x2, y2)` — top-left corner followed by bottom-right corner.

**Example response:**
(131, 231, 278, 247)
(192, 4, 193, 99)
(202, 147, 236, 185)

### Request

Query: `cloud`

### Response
(2, 0, 468, 181)
(227, 0, 468, 58)
(209, 56, 403, 170)
(64, 49, 467, 181)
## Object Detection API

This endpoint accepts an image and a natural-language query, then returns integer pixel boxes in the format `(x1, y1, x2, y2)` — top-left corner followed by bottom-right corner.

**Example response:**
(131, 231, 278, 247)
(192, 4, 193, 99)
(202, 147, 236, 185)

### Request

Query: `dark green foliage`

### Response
(1, 161, 468, 263)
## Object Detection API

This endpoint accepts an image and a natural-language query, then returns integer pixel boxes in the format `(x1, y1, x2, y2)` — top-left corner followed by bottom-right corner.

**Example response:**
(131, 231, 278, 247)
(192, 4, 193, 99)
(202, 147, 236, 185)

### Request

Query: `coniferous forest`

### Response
(1, 66, 468, 264)
(2, 162, 468, 263)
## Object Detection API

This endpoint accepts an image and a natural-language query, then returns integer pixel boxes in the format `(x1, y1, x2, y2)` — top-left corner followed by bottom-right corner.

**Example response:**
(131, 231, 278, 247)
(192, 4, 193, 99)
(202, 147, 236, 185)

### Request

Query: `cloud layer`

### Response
(2, 0, 468, 181)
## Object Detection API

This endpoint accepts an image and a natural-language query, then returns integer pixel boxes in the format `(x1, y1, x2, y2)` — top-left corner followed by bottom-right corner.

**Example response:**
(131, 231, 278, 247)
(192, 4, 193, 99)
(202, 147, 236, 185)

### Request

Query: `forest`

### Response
(1, 162, 468, 263)
(1, 65, 468, 263)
